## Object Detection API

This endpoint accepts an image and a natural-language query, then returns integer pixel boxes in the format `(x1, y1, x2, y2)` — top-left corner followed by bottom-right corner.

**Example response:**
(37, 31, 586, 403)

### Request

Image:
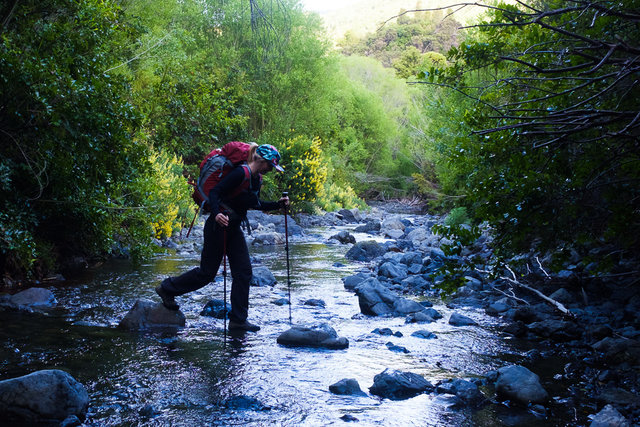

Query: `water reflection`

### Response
(0, 225, 537, 426)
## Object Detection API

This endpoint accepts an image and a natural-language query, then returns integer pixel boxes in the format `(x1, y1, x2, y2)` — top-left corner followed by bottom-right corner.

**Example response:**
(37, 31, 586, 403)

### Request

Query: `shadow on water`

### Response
(0, 224, 576, 426)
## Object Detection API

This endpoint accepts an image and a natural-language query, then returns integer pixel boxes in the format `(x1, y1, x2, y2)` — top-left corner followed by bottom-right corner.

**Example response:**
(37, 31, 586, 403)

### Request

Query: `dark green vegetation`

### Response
(1, 0, 638, 282)
(415, 0, 640, 261)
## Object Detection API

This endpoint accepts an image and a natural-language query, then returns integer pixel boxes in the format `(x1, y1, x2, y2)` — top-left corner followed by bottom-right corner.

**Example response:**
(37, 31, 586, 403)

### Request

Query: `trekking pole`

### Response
(282, 192, 292, 324)
(222, 227, 228, 342)
(186, 206, 200, 238)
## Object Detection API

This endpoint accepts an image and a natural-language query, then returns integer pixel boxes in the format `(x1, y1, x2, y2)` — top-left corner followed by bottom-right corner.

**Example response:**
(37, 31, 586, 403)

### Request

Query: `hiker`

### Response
(156, 143, 289, 332)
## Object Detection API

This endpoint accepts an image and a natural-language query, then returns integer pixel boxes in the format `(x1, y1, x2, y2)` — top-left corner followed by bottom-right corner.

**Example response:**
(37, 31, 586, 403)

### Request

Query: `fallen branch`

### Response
(503, 266, 574, 318)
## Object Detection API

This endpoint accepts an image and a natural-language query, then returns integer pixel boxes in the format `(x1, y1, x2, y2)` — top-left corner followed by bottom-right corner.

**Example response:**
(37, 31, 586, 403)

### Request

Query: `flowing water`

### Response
(0, 224, 568, 426)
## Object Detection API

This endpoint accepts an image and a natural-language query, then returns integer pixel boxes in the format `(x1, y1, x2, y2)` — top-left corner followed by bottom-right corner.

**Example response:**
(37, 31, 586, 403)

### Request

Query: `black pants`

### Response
(162, 215, 252, 323)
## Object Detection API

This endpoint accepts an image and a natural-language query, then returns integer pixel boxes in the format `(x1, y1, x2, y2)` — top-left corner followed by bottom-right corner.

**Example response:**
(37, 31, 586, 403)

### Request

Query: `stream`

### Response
(0, 222, 562, 426)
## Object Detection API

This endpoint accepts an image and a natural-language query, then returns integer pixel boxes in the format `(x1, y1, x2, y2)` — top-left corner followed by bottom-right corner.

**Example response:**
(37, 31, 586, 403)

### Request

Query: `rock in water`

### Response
(0, 369, 89, 423)
(495, 365, 548, 404)
(277, 323, 348, 349)
(329, 378, 366, 396)
(369, 369, 433, 400)
(118, 299, 186, 330)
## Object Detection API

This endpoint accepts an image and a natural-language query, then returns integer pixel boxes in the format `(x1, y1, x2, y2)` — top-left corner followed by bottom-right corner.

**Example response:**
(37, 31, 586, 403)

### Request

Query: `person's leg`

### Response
(161, 215, 223, 297)
(226, 224, 253, 324)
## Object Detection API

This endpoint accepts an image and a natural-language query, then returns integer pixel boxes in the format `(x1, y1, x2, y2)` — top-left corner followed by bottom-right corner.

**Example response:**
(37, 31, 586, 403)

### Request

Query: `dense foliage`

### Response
(417, 0, 640, 259)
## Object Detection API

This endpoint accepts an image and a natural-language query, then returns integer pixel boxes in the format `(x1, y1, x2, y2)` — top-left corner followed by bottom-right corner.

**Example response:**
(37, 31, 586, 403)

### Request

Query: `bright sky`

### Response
(300, 0, 362, 12)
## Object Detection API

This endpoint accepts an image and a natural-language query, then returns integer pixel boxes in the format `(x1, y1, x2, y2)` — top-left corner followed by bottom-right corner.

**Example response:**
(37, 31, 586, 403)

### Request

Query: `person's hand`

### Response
(279, 196, 290, 207)
(215, 213, 229, 226)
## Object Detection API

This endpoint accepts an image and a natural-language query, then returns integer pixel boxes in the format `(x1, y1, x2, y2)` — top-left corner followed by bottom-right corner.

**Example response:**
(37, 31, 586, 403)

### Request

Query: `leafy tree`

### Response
(419, 0, 640, 258)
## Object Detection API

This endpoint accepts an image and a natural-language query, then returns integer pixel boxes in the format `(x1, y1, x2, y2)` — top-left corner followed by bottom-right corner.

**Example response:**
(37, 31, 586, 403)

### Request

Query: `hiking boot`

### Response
(156, 283, 179, 311)
(228, 319, 260, 332)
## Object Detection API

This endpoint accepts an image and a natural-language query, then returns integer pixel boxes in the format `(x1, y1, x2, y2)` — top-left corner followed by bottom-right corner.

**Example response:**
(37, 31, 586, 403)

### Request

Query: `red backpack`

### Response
(191, 141, 253, 212)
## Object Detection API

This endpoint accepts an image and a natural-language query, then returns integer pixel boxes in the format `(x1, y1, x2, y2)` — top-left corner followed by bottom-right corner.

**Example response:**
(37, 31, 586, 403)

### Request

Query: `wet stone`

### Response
(329, 378, 366, 396)
(118, 299, 186, 330)
(369, 369, 434, 400)
(277, 323, 349, 350)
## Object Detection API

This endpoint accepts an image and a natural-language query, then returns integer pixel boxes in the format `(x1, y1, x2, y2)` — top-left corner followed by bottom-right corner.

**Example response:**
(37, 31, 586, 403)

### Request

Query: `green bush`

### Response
(444, 207, 470, 227)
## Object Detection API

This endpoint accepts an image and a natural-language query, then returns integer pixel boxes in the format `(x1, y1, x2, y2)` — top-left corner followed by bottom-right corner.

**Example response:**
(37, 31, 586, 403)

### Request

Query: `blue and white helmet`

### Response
(256, 144, 284, 172)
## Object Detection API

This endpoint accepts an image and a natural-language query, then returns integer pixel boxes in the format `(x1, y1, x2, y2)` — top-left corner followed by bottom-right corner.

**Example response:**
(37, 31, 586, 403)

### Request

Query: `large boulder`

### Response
(354, 278, 398, 316)
(118, 299, 186, 330)
(0, 369, 89, 423)
(495, 365, 548, 404)
(277, 323, 348, 350)
(250, 266, 277, 287)
(345, 241, 385, 262)
(3, 288, 57, 309)
(369, 369, 433, 400)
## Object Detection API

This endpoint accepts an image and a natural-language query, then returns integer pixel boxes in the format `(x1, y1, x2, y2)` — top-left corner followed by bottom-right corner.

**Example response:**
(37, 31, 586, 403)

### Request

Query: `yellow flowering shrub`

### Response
(145, 150, 193, 239)
(278, 136, 328, 211)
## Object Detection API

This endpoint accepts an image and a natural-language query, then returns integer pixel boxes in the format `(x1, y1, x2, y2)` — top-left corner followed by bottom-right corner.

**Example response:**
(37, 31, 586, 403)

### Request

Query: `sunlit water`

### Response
(0, 224, 564, 426)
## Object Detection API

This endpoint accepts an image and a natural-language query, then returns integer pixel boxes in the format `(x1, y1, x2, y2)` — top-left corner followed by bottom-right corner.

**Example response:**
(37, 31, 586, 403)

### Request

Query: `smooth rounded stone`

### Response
(449, 312, 478, 326)
(250, 266, 277, 287)
(277, 323, 349, 350)
(589, 404, 630, 427)
(369, 369, 433, 400)
(329, 230, 356, 244)
(340, 414, 359, 422)
(329, 378, 366, 396)
(345, 240, 386, 261)
(495, 365, 548, 404)
(118, 299, 186, 330)
(411, 330, 437, 339)
(9, 287, 57, 308)
(0, 369, 89, 423)
(386, 342, 409, 353)
(303, 299, 326, 308)
(200, 299, 229, 319)
(272, 298, 290, 306)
